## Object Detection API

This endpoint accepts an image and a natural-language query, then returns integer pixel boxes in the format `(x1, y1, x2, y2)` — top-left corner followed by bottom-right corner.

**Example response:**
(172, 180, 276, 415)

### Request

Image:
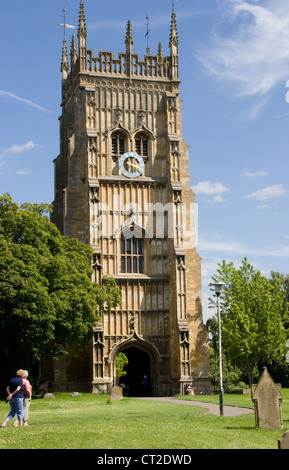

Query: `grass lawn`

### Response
(0, 391, 288, 449)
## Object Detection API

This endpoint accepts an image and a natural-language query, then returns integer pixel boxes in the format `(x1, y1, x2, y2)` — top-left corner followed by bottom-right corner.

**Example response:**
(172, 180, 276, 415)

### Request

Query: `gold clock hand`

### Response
(126, 160, 141, 169)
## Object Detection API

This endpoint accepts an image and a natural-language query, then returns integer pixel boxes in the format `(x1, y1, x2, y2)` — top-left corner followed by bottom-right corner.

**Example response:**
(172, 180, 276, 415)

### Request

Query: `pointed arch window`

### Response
(111, 131, 125, 157)
(120, 235, 144, 274)
(135, 133, 148, 157)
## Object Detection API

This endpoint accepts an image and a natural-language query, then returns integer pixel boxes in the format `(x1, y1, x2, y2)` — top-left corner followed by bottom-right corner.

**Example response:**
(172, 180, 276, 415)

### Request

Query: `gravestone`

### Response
(233, 388, 251, 395)
(251, 367, 282, 430)
(278, 430, 289, 449)
(43, 393, 55, 399)
(110, 386, 123, 401)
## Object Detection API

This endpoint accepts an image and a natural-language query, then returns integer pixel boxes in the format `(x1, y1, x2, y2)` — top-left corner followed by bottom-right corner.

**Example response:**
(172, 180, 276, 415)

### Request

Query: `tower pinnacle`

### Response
(61, 38, 69, 80)
(169, 10, 179, 48)
(70, 34, 77, 68)
(125, 20, 133, 52)
(169, 10, 179, 80)
(78, 1, 87, 37)
(78, 1, 87, 71)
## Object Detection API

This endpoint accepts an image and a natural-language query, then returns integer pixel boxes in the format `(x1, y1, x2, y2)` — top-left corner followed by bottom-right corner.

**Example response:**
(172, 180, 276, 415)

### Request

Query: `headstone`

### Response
(251, 367, 282, 430)
(110, 386, 123, 401)
(69, 392, 81, 397)
(233, 388, 251, 394)
(43, 393, 55, 399)
(278, 430, 289, 449)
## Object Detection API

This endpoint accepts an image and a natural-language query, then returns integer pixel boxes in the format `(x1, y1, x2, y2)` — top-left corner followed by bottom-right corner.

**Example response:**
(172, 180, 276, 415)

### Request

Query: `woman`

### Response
(13, 370, 32, 427)
(1, 369, 24, 427)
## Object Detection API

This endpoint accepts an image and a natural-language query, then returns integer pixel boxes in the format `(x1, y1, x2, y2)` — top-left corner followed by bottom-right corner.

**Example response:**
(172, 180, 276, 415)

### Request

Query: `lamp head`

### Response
(211, 282, 225, 295)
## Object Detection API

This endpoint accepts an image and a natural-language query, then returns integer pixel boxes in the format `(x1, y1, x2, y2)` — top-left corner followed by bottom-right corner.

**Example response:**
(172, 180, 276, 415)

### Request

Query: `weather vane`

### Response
(145, 14, 150, 54)
(58, 7, 75, 38)
(172, 0, 179, 12)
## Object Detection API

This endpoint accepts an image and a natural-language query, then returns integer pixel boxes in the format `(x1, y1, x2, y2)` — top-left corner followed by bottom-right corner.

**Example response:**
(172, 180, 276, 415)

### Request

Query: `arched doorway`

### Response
(118, 347, 151, 397)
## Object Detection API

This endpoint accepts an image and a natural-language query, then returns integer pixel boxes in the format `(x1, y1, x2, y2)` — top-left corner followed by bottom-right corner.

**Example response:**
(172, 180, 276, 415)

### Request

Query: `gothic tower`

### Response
(51, 1, 211, 396)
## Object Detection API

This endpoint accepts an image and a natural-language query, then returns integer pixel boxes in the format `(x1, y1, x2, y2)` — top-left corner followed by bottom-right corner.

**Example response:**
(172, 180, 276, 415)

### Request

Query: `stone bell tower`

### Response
(51, 1, 211, 396)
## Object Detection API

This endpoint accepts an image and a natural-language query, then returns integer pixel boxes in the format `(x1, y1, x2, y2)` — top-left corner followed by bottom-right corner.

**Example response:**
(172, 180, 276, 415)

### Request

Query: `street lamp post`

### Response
(212, 282, 225, 416)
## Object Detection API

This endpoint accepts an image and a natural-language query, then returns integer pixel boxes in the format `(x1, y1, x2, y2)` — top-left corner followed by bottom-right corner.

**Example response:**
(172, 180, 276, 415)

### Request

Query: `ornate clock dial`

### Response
(119, 152, 144, 178)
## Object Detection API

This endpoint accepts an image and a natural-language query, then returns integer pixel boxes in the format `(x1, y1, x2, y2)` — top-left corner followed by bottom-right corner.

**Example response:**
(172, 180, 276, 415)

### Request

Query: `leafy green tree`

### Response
(264, 271, 289, 385)
(270, 271, 289, 327)
(208, 258, 289, 386)
(0, 193, 121, 388)
(208, 346, 244, 391)
(116, 352, 128, 378)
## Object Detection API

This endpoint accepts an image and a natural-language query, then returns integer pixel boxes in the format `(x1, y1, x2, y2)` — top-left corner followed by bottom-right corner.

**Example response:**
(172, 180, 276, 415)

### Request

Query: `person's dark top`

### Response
(142, 376, 149, 387)
(8, 377, 24, 398)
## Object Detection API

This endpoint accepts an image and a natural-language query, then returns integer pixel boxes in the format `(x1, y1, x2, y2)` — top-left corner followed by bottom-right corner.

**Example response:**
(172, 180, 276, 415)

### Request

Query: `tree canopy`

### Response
(116, 352, 128, 379)
(208, 258, 289, 385)
(0, 193, 121, 384)
(270, 271, 289, 327)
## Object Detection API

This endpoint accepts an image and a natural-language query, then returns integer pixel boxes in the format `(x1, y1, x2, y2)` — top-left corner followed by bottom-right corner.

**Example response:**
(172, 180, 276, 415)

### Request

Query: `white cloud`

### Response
(2, 141, 40, 156)
(17, 169, 30, 175)
(243, 169, 267, 177)
(236, 98, 269, 121)
(212, 195, 228, 203)
(245, 184, 288, 201)
(192, 180, 229, 203)
(0, 90, 50, 114)
(0, 141, 42, 168)
(198, 0, 289, 97)
(192, 180, 229, 195)
(198, 238, 246, 255)
(198, 236, 289, 258)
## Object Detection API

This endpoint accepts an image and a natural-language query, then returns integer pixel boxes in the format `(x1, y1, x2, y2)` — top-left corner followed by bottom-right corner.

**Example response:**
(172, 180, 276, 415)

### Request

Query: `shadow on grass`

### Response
(0, 422, 67, 428)
(224, 426, 256, 430)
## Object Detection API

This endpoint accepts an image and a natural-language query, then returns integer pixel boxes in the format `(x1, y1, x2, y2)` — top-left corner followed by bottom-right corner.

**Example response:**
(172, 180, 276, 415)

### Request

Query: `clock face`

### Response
(119, 152, 144, 178)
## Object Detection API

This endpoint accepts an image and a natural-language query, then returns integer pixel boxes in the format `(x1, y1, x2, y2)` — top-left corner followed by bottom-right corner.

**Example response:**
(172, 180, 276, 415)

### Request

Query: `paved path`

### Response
(134, 397, 254, 417)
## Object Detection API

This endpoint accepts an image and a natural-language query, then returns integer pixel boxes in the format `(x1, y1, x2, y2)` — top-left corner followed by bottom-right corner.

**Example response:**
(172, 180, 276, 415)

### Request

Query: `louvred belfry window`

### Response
(120, 235, 144, 274)
(112, 132, 125, 156)
(135, 133, 148, 157)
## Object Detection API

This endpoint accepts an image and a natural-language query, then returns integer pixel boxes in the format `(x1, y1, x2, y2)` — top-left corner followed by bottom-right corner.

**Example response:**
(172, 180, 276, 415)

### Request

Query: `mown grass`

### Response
(0, 391, 288, 449)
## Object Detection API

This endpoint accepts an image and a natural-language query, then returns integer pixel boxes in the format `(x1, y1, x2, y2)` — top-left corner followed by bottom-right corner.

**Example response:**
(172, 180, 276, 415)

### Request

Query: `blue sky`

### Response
(1, 0, 289, 321)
